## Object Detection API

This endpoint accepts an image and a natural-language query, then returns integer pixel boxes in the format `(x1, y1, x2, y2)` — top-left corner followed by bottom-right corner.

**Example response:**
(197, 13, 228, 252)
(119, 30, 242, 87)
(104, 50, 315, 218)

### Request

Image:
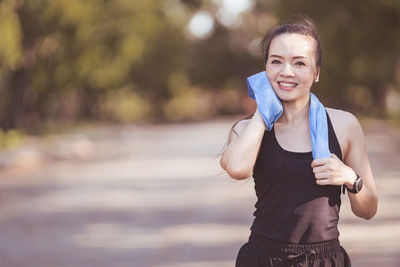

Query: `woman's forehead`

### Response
(269, 33, 316, 58)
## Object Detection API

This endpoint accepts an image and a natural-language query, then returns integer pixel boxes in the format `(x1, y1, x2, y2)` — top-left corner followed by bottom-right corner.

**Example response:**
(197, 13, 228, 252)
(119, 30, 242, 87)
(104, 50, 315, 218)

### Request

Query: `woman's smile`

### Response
(278, 81, 298, 91)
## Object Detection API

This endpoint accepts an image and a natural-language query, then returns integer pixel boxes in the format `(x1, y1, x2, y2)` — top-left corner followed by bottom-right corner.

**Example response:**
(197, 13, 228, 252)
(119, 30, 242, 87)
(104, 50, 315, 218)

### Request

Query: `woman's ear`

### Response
(314, 68, 320, 83)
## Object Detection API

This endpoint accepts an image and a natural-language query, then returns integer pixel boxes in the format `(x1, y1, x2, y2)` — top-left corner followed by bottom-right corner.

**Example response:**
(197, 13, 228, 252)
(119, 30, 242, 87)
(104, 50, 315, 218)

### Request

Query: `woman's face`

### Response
(266, 33, 320, 104)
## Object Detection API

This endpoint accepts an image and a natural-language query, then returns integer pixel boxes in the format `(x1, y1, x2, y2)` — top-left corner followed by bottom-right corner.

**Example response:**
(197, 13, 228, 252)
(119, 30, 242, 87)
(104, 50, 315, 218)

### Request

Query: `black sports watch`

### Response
(343, 175, 363, 194)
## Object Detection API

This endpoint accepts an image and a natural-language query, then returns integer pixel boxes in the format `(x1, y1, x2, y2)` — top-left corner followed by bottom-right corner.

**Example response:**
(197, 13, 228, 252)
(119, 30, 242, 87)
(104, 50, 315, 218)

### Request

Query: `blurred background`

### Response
(0, 0, 399, 266)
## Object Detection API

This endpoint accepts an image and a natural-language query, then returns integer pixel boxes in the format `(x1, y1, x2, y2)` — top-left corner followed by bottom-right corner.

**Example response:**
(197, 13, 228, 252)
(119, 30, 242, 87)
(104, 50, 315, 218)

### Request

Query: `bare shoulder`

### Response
(326, 107, 361, 131)
(326, 107, 364, 157)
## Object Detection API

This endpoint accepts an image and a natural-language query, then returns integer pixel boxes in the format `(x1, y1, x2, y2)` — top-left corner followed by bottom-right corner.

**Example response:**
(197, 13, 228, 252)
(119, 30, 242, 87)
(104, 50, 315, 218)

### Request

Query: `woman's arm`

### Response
(312, 111, 378, 219)
(341, 113, 378, 219)
(220, 108, 266, 180)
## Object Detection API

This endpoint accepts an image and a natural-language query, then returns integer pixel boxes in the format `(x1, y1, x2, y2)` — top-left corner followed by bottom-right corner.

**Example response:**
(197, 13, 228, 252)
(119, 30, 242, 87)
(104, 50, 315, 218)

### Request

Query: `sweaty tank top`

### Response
(250, 111, 343, 244)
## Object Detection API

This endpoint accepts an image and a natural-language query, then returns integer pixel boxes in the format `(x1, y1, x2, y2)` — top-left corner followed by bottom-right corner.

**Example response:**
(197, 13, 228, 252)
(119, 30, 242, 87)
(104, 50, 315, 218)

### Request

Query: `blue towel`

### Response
(246, 71, 331, 159)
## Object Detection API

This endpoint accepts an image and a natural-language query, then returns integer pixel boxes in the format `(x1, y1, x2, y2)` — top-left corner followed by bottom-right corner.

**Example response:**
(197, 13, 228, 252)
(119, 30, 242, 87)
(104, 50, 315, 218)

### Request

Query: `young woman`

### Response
(220, 17, 378, 266)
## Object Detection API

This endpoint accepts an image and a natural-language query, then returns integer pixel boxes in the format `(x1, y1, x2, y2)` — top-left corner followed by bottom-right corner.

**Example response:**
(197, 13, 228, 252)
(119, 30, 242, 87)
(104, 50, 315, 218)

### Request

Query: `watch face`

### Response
(356, 178, 363, 192)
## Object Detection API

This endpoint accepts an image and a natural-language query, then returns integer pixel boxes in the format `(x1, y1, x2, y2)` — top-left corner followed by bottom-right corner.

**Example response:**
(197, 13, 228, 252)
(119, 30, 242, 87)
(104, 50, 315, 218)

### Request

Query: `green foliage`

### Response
(0, 0, 186, 132)
(0, 128, 25, 150)
(0, 0, 23, 71)
(275, 0, 400, 113)
(0, 0, 399, 133)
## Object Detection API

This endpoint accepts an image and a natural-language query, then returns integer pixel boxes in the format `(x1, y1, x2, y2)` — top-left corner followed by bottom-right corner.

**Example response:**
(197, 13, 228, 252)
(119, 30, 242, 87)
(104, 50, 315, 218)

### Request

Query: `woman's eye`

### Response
(271, 60, 281, 64)
(295, 61, 306, 66)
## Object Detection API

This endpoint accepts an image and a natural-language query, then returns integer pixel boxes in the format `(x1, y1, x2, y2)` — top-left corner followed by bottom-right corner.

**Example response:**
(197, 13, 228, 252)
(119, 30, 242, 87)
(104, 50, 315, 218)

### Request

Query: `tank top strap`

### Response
(325, 110, 343, 160)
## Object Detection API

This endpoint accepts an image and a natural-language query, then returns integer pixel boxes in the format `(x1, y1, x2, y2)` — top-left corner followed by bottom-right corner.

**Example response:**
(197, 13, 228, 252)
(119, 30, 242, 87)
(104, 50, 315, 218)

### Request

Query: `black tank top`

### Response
(250, 111, 343, 244)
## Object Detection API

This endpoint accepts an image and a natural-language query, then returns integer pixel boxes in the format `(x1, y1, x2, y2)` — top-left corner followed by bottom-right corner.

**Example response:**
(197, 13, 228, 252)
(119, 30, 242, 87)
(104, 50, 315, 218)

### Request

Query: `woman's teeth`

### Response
(279, 82, 297, 88)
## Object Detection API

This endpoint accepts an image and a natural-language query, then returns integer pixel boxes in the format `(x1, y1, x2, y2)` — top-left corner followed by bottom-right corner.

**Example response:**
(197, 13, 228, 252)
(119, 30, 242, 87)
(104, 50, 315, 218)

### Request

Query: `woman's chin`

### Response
(274, 91, 296, 101)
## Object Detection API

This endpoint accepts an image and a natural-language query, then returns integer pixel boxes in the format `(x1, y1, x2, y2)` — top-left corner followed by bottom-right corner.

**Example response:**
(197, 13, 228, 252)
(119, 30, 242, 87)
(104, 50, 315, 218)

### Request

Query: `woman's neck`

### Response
(277, 97, 310, 125)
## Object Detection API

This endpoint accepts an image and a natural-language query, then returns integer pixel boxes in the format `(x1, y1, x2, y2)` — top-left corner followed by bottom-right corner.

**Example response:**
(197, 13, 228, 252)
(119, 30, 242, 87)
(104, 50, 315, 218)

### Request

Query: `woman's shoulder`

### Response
(326, 107, 364, 156)
(326, 107, 360, 129)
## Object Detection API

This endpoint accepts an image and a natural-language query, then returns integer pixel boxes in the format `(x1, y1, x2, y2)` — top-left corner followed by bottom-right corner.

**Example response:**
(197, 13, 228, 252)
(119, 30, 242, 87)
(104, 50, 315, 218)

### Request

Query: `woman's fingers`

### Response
(312, 165, 328, 173)
(314, 171, 330, 179)
(311, 159, 325, 168)
(316, 178, 330, 185)
(312, 154, 347, 186)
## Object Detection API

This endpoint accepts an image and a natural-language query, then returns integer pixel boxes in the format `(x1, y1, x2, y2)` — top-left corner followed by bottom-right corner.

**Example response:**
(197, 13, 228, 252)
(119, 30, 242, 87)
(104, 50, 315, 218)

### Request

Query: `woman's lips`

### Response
(278, 81, 297, 91)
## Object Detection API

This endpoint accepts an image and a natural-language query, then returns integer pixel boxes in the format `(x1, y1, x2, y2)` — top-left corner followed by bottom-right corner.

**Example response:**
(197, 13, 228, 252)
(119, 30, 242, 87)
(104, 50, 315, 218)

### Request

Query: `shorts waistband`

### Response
(248, 232, 341, 258)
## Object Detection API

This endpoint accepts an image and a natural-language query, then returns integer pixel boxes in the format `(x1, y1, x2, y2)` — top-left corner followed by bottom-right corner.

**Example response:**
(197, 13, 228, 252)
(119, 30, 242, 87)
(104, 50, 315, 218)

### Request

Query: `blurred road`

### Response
(0, 116, 399, 267)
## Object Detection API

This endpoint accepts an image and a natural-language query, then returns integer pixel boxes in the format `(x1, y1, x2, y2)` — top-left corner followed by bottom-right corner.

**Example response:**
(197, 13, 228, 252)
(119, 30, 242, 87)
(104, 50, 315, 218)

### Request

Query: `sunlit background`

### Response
(0, 0, 399, 266)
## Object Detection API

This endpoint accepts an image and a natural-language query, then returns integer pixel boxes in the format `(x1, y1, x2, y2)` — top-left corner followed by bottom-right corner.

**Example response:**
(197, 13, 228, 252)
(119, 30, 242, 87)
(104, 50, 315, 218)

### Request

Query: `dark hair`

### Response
(261, 15, 323, 69)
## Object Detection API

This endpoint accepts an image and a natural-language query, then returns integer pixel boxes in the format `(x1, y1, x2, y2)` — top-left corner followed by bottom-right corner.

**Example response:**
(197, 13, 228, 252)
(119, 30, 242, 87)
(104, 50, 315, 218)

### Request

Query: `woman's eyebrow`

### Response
(270, 55, 308, 60)
(293, 56, 308, 60)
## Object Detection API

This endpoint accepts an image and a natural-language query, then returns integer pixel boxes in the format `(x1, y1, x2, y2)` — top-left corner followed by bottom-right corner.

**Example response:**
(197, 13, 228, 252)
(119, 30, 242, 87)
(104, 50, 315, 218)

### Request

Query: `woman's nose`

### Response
(280, 63, 295, 77)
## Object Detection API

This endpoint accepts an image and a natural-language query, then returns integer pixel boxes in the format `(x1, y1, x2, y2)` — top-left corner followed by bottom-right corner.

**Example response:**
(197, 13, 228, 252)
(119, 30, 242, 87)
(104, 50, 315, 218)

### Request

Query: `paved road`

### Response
(0, 116, 399, 267)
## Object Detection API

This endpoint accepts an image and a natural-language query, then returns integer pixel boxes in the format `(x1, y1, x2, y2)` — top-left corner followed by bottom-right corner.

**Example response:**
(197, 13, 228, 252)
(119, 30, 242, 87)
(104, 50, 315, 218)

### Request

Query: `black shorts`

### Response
(235, 233, 351, 267)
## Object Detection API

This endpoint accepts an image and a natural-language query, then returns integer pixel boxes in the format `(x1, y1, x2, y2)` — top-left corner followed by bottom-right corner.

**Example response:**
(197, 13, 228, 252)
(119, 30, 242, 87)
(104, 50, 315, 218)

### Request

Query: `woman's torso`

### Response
(250, 110, 343, 244)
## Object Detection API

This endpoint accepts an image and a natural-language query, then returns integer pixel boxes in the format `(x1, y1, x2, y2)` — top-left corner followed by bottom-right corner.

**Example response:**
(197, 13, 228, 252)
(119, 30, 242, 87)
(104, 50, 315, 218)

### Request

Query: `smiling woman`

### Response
(266, 33, 319, 104)
(219, 16, 378, 267)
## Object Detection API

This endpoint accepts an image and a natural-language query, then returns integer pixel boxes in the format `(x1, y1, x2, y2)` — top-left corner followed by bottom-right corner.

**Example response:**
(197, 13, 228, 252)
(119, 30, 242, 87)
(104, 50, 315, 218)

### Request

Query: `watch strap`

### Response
(345, 174, 361, 194)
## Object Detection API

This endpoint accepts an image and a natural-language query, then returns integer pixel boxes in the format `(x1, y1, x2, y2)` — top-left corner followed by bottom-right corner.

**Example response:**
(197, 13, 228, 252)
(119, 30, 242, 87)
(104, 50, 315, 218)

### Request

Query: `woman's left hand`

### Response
(311, 153, 356, 187)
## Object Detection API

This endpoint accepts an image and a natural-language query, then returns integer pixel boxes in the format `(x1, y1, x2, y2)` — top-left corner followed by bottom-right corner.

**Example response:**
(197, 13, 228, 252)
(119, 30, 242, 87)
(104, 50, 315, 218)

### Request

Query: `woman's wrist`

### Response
(344, 170, 358, 189)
